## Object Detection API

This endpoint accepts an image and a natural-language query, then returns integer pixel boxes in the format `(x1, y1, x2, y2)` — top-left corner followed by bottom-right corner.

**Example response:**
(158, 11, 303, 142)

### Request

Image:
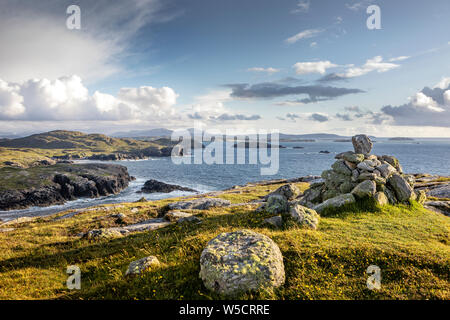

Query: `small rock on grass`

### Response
(125, 256, 160, 276)
(263, 216, 283, 228)
(81, 229, 124, 240)
(282, 202, 319, 229)
(164, 211, 192, 222)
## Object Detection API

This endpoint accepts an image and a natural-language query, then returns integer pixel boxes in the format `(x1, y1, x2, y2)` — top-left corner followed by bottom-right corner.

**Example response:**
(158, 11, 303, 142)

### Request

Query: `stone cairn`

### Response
(299, 134, 423, 213)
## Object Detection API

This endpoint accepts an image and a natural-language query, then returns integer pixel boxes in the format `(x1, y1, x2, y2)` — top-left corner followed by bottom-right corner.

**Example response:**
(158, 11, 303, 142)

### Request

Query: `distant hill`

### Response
(0, 130, 155, 151)
(112, 128, 173, 138)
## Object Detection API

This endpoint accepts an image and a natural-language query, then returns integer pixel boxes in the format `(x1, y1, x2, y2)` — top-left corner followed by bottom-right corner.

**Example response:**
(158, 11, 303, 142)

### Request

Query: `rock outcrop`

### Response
(167, 198, 231, 210)
(298, 134, 419, 212)
(140, 179, 197, 194)
(199, 230, 285, 296)
(0, 163, 132, 211)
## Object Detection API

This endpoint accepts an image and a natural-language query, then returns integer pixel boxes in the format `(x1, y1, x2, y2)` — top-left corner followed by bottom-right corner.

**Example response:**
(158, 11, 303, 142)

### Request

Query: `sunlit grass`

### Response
(0, 182, 448, 300)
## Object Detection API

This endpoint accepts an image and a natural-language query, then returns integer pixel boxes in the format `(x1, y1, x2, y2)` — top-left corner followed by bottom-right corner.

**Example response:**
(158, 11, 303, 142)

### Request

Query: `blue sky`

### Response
(0, 0, 449, 136)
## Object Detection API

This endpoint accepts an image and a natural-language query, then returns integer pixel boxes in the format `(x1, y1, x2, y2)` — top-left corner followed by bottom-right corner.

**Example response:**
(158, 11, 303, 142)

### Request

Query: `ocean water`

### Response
(1, 138, 449, 221)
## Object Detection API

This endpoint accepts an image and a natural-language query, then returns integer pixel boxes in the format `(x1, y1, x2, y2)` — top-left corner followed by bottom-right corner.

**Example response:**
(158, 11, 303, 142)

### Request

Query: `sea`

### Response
(1, 138, 449, 221)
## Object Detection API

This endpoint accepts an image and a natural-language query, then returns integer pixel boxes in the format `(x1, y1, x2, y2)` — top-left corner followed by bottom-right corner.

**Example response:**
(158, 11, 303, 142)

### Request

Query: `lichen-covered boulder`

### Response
(264, 184, 300, 201)
(335, 151, 364, 163)
(388, 174, 416, 202)
(357, 160, 377, 172)
(376, 163, 397, 178)
(374, 191, 388, 205)
(331, 160, 352, 176)
(351, 180, 376, 198)
(313, 193, 356, 214)
(352, 134, 373, 155)
(199, 230, 285, 296)
(265, 195, 288, 214)
(125, 256, 160, 276)
(282, 202, 319, 229)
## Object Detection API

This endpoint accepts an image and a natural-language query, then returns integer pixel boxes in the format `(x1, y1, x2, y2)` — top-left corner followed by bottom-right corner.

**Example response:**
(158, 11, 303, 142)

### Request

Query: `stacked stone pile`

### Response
(299, 134, 421, 213)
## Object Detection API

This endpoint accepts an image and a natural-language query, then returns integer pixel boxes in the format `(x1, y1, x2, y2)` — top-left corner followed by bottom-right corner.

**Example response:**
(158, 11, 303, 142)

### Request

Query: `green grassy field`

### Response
(0, 181, 448, 300)
(0, 130, 170, 168)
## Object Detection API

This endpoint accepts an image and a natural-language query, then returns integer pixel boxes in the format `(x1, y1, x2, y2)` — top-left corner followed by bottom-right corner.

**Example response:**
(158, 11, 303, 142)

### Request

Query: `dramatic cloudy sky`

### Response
(0, 0, 449, 137)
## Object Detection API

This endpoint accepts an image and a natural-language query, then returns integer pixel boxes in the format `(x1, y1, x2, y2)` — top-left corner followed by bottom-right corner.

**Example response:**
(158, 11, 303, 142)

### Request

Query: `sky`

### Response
(0, 0, 450, 137)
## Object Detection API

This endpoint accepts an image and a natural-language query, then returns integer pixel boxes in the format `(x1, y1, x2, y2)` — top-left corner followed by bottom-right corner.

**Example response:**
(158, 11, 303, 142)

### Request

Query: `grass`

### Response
(0, 182, 449, 300)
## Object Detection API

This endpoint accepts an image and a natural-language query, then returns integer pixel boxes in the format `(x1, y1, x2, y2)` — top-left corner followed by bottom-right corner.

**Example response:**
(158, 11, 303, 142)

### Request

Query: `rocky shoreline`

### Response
(0, 163, 132, 211)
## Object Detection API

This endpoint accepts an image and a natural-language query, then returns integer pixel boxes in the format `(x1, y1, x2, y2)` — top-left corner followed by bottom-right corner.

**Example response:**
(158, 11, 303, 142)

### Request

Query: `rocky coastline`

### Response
(0, 163, 132, 211)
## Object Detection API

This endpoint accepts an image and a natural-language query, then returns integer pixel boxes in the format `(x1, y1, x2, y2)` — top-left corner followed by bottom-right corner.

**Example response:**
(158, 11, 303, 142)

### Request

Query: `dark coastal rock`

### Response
(140, 179, 197, 194)
(0, 163, 131, 211)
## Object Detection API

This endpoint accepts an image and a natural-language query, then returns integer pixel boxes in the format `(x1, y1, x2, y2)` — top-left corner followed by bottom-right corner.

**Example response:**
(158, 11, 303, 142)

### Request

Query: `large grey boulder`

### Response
(199, 230, 285, 296)
(313, 193, 356, 213)
(125, 256, 160, 276)
(264, 184, 300, 201)
(331, 160, 352, 176)
(168, 198, 231, 210)
(376, 163, 397, 178)
(265, 195, 289, 214)
(352, 134, 373, 155)
(351, 180, 376, 198)
(388, 174, 416, 202)
(282, 202, 319, 229)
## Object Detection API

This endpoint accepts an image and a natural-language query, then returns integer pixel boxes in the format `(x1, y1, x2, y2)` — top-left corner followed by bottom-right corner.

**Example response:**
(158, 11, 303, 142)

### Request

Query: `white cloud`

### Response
(247, 67, 280, 74)
(310, 42, 318, 48)
(0, 75, 178, 121)
(389, 56, 410, 62)
(410, 92, 445, 112)
(293, 61, 338, 75)
(0, 79, 25, 117)
(434, 77, 450, 90)
(0, 0, 172, 83)
(285, 29, 323, 44)
(291, 1, 310, 14)
(444, 90, 450, 105)
(339, 56, 400, 78)
(345, 1, 371, 11)
(381, 78, 450, 127)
